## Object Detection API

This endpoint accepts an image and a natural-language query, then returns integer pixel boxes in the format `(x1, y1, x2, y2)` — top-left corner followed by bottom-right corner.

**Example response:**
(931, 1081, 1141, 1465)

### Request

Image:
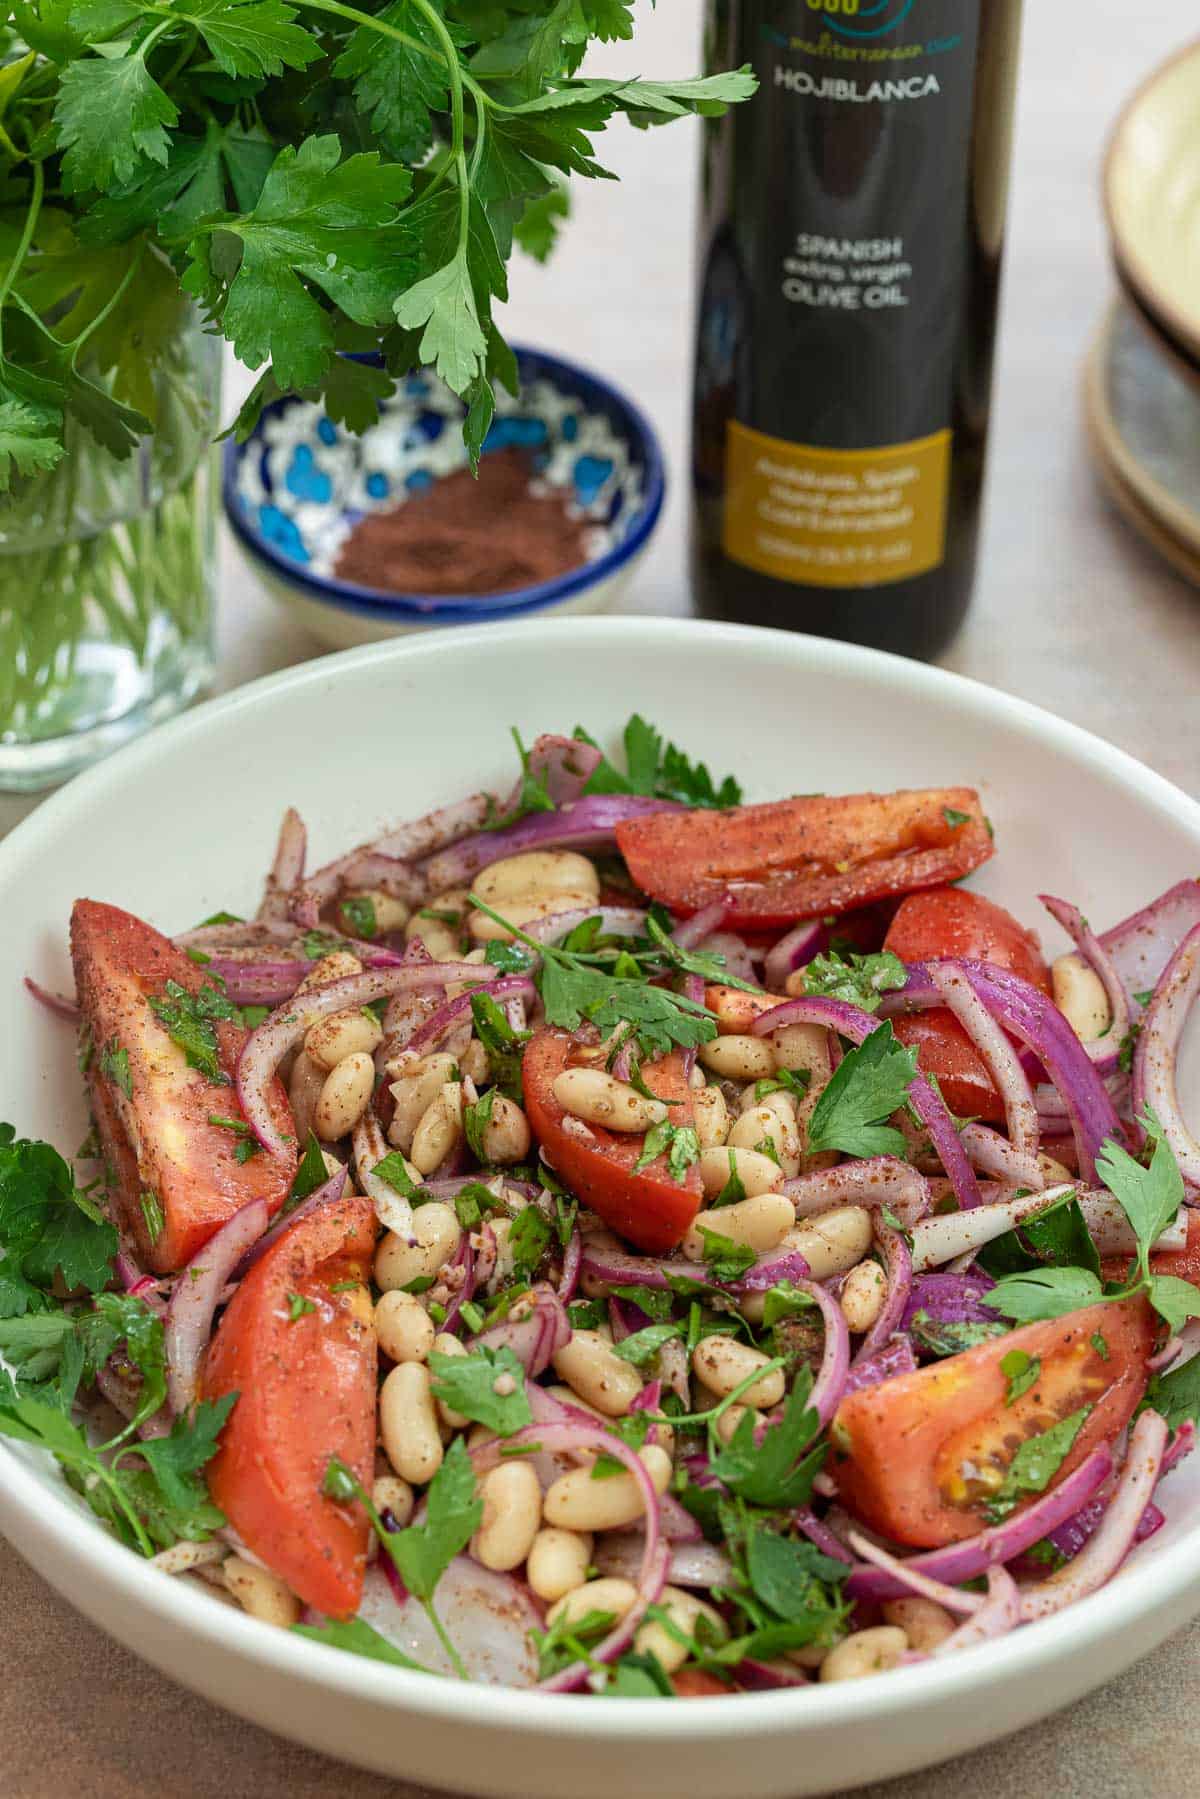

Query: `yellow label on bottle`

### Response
(721, 421, 952, 589)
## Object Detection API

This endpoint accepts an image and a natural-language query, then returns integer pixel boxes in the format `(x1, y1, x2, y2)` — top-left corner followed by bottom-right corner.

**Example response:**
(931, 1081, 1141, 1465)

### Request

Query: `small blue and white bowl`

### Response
(222, 347, 665, 648)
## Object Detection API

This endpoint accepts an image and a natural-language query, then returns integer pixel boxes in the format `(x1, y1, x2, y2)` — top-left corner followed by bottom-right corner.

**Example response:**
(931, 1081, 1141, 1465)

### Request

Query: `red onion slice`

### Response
(258, 806, 307, 922)
(909, 1183, 1077, 1272)
(845, 1530, 983, 1616)
(1040, 894, 1130, 1072)
(420, 794, 678, 894)
(521, 906, 649, 945)
(470, 1283, 567, 1376)
(353, 1112, 414, 1241)
(880, 961, 1124, 1183)
(793, 1507, 855, 1565)
(164, 1199, 268, 1412)
(795, 1278, 850, 1429)
(579, 1232, 808, 1297)
(851, 1220, 912, 1367)
(671, 901, 727, 952)
(400, 975, 537, 1061)
(1019, 1411, 1168, 1621)
(521, 733, 603, 806)
(356, 1559, 541, 1686)
(1132, 923, 1200, 1185)
(557, 1226, 582, 1302)
(24, 975, 80, 1022)
(593, 1533, 733, 1589)
(753, 994, 983, 1209)
(845, 1444, 1113, 1603)
(1099, 880, 1200, 1021)
(842, 1334, 917, 1392)
(237, 961, 489, 1154)
(783, 1158, 931, 1229)
(933, 1565, 1019, 1653)
(764, 918, 826, 994)
(930, 962, 1041, 1182)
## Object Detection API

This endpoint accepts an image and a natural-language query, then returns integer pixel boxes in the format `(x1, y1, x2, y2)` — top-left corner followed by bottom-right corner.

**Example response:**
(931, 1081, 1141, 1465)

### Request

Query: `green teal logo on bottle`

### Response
(808, 0, 915, 38)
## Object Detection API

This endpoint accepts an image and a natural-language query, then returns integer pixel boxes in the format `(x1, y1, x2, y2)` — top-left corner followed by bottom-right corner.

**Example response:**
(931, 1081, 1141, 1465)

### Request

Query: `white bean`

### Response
(543, 1446, 673, 1533)
(287, 1049, 326, 1142)
(380, 1361, 443, 1485)
(526, 1527, 594, 1602)
(682, 1193, 794, 1263)
(474, 851, 600, 908)
(472, 1461, 542, 1572)
(375, 1289, 436, 1364)
(552, 1329, 645, 1416)
(697, 1033, 776, 1082)
(1051, 951, 1111, 1042)
(714, 1401, 763, 1446)
(546, 1577, 636, 1630)
(693, 1084, 729, 1149)
(404, 914, 461, 960)
(770, 1018, 831, 1075)
(634, 1586, 726, 1674)
(410, 1081, 465, 1174)
(386, 1052, 459, 1153)
(313, 1050, 375, 1141)
(819, 1626, 908, 1683)
(295, 950, 362, 995)
(698, 1146, 780, 1200)
(374, 1202, 461, 1292)
(305, 1007, 383, 1071)
(372, 1474, 414, 1528)
(691, 1335, 784, 1408)
(728, 1101, 801, 1177)
(222, 1556, 300, 1627)
(783, 1207, 873, 1280)
(551, 1067, 668, 1134)
(881, 1597, 954, 1652)
(458, 1037, 490, 1084)
(478, 1092, 532, 1163)
(839, 1258, 888, 1334)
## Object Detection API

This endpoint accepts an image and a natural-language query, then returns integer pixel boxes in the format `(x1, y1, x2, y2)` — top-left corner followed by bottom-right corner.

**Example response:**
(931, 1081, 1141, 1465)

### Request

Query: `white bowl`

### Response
(2, 617, 1199, 1797)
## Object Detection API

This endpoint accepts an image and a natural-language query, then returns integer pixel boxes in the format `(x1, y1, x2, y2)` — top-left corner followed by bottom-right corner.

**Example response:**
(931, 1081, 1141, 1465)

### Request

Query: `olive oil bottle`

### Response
(691, 1, 1023, 658)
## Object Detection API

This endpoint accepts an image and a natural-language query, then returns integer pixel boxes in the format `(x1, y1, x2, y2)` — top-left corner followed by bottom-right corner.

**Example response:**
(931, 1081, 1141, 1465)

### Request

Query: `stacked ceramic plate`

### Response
(1092, 40, 1200, 581)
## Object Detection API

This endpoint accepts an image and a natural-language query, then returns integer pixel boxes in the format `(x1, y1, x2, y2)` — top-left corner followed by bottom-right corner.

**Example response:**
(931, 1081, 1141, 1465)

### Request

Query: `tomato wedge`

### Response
(202, 1190, 377, 1618)
(613, 789, 993, 928)
(71, 899, 296, 1273)
(831, 1299, 1155, 1549)
(883, 888, 1050, 991)
(522, 1028, 701, 1254)
(883, 889, 1050, 1124)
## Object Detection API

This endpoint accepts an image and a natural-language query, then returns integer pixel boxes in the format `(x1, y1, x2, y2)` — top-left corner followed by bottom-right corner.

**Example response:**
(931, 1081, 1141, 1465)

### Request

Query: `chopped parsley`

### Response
(286, 1292, 318, 1322)
(147, 979, 238, 1084)
(634, 1119, 701, 1182)
(983, 1407, 1090, 1523)
(798, 949, 908, 1015)
(427, 1345, 532, 1435)
(1000, 1349, 1040, 1405)
(942, 807, 972, 829)
(139, 1190, 164, 1245)
(337, 895, 378, 940)
(99, 1037, 132, 1100)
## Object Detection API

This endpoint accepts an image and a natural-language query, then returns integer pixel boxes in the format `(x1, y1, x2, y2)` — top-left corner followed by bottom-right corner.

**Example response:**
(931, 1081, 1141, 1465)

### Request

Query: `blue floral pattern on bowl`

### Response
(230, 356, 646, 609)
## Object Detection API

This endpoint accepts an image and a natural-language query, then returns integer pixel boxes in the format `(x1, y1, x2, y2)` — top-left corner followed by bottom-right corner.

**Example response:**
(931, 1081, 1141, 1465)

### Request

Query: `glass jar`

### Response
(0, 304, 219, 791)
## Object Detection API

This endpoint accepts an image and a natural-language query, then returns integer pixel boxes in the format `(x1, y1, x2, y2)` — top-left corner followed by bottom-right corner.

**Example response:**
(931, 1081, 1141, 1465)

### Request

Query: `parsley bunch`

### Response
(0, 5, 755, 486)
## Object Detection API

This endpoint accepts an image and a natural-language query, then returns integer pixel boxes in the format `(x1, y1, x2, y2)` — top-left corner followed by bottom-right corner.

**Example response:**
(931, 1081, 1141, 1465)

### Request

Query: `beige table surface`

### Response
(4, 2, 1200, 1794)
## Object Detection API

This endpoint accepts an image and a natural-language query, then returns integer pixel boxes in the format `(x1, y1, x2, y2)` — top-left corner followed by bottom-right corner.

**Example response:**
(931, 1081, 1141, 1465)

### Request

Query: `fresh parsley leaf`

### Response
(287, 1131, 329, 1208)
(983, 1406, 1091, 1523)
(292, 1616, 431, 1672)
(805, 1024, 918, 1159)
(1001, 1349, 1040, 1405)
(1096, 1127, 1184, 1284)
(987, 1265, 1104, 1324)
(1117, 1027, 1140, 1074)
(463, 1086, 497, 1162)
(613, 1284, 675, 1323)
(530, 1605, 617, 1682)
(610, 1322, 682, 1368)
(753, 1069, 811, 1104)
(977, 1192, 1100, 1281)
(509, 1204, 553, 1278)
(706, 1373, 824, 1509)
(148, 978, 237, 1083)
(286, 1291, 317, 1322)
(372, 1151, 419, 1198)
(909, 1311, 1008, 1358)
(742, 1523, 850, 1636)
(600, 1651, 676, 1697)
(483, 941, 536, 975)
(1143, 1274, 1200, 1337)
(469, 990, 530, 1098)
(634, 1119, 700, 1183)
(577, 716, 741, 809)
(381, 1435, 482, 1602)
(452, 1181, 504, 1230)
(942, 807, 972, 829)
(698, 1226, 756, 1286)
(799, 949, 908, 1015)
(712, 1150, 746, 1209)
(1144, 1353, 1200, 1433)
(427, 1344, 532, 1435)
(99, 1037, 132, 1099)
(0, 1126, 118, 1300)
(760, 1283, 817, 1330)
(567, 1298, 606, 1331)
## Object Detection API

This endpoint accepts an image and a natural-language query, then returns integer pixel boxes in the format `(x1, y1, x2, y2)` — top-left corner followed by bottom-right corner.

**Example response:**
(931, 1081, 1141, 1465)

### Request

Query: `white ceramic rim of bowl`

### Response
(2, 616, 1200, 1758)
(1103, 35, 1200, 366)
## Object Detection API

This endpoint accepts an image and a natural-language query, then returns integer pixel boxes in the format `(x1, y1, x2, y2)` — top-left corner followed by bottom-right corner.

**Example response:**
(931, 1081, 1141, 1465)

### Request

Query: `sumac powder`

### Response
(334, 447, 590, 596)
